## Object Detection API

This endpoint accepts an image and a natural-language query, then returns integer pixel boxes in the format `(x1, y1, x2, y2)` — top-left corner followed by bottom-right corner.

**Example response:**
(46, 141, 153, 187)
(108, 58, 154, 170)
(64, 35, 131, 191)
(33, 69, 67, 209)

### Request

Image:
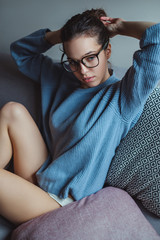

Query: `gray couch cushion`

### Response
(0, 217, 14, 240)
(0, 53, 41, 124)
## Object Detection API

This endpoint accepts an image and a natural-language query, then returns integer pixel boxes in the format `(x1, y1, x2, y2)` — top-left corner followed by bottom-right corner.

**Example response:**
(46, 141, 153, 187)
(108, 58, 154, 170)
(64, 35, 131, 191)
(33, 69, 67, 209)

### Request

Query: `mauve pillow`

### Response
(11, 187, 160, 240)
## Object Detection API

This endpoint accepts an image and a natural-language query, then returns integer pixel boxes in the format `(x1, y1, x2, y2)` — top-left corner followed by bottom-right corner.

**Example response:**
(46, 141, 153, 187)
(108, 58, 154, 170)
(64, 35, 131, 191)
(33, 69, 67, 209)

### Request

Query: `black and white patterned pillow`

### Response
(106, 87, 160, 217)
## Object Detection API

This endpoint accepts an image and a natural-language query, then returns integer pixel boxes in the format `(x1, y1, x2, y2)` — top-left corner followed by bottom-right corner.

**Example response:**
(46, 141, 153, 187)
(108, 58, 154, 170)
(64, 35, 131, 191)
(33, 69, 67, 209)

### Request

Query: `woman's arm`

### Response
(11, 28, 63, 82)
(119, 21, 156, 39)
(100, 16, 156, 39)
(10, 29, 57, 82)
(101, 17, 160, 123)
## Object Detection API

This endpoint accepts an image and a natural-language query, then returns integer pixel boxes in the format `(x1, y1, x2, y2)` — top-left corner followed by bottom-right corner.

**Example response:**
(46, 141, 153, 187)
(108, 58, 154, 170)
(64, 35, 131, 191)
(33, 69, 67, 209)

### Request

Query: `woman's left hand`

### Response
(100, 16, 125, 38)
(101, 16, 156, 40)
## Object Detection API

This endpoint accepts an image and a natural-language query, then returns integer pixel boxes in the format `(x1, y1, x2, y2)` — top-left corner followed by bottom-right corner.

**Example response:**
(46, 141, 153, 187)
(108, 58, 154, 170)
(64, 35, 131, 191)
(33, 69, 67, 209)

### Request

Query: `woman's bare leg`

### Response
(0, 102, 48, 183)
(0, 103, 61, 225)
(0, 168, 60, 225)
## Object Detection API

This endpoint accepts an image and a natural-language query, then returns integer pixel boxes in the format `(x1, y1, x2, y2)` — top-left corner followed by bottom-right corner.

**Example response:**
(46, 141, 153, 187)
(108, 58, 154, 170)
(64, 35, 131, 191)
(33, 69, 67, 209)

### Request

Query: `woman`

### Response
(0, 8, 159, 224)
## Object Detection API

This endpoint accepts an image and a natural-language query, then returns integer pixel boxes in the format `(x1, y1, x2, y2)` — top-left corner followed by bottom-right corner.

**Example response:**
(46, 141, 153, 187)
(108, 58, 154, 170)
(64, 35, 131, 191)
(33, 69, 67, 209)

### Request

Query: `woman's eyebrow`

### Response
(82, 50, 96, 57)
(67, 50, 97, 61)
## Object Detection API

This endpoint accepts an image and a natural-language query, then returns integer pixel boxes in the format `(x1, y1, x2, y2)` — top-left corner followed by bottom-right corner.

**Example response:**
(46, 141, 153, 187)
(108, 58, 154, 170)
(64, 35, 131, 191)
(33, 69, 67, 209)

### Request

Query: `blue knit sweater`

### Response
(10, 24, 160, 200)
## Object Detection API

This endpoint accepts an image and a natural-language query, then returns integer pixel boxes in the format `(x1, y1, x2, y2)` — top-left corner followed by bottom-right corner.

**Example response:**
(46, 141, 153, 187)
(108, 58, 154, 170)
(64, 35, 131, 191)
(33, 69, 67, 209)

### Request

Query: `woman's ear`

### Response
(106, 43, 111, 59)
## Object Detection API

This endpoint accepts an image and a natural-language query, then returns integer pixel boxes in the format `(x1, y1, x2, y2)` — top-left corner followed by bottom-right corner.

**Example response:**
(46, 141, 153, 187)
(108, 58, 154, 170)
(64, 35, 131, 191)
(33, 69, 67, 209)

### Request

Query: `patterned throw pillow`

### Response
(106, 87, 160, 217)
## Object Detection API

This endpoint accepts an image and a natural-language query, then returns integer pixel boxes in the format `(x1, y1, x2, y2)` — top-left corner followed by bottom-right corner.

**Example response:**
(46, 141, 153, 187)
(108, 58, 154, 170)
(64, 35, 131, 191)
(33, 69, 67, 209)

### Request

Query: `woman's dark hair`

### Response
(61, 8, 109, 48)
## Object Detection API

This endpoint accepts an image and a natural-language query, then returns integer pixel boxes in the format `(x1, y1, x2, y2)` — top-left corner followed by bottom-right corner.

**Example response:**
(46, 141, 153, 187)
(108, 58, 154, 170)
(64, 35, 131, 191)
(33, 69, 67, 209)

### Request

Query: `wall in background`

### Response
(0, 0, 160, 69)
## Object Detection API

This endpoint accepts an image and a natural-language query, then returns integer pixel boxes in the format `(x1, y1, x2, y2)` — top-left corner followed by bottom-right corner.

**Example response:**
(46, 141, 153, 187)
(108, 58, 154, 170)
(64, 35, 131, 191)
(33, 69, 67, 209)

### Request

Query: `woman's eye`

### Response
(69, 60, 77, 66)
(86, 55, 96, 62)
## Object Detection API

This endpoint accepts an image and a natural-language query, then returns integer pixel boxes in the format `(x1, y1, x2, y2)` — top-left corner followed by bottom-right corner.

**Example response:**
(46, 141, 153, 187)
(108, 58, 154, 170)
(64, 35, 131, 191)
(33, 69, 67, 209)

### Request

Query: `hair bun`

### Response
(84, 8, 107, 20)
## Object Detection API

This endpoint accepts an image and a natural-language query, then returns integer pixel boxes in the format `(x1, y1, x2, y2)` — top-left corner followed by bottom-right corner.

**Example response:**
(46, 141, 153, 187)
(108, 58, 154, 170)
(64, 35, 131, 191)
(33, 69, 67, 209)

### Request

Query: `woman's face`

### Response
(63, 35, 111, 88)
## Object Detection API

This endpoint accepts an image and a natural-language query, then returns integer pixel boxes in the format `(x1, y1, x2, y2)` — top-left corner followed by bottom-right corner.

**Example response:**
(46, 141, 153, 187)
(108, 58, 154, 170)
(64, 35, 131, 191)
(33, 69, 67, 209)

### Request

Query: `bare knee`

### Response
(0, 102, 28, 124)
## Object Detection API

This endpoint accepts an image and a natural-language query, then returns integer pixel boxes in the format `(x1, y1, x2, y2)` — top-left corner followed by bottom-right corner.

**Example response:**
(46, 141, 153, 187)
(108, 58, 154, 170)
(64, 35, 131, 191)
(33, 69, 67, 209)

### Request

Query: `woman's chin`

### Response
(81, 79, 105, 89)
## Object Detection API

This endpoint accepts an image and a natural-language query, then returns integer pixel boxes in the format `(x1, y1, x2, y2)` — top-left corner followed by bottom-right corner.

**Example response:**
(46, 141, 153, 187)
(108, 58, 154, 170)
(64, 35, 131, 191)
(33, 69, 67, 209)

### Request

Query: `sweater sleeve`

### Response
(120, 23, 160, 123)
(10, 29, 52, 83)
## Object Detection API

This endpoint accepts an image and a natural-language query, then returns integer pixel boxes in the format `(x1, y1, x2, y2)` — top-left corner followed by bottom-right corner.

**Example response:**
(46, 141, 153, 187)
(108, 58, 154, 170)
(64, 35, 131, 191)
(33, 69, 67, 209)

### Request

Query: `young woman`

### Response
(0, 8, 159, 224)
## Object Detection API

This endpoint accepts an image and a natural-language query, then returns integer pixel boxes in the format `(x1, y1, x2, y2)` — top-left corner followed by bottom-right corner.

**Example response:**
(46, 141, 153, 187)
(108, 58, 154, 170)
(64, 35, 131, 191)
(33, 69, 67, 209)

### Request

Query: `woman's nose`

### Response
(79, 63, 88, 74)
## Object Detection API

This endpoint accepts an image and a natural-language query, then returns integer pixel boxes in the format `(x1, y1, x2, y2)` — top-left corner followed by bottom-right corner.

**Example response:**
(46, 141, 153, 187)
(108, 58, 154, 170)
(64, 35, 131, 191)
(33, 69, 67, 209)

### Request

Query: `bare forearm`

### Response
(118, 21, 156, 40)
(45, 29, 62, 45)
(101, 17, 156, 40)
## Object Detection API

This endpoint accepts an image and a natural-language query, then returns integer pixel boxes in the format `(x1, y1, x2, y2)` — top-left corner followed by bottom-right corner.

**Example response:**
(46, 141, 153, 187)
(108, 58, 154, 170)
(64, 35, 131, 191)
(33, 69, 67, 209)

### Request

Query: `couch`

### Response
(0, 52, 160, 239)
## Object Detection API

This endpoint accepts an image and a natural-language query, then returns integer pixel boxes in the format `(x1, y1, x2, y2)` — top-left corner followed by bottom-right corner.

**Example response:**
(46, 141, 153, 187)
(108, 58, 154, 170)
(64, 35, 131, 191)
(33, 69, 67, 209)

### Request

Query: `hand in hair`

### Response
(45, 29, 62, 45)
(100, 16, 125, 38)
(100, 16, 156, 40)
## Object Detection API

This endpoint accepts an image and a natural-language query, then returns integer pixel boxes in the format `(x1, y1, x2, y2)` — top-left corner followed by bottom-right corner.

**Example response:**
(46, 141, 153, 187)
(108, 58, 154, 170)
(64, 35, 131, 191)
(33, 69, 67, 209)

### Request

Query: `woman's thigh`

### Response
(0, 169, 60, 225)
(0, 102, 48, 183)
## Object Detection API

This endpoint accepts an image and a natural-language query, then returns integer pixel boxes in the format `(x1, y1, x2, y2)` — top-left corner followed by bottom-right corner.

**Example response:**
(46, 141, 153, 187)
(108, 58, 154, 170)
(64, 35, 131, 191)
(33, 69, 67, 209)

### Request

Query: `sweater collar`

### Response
(74, 70, 120, 93)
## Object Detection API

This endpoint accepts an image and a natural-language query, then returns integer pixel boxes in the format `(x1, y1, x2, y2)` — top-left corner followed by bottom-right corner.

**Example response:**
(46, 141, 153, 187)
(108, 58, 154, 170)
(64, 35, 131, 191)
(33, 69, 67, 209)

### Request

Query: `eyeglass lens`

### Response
(63, 54, 99, 72)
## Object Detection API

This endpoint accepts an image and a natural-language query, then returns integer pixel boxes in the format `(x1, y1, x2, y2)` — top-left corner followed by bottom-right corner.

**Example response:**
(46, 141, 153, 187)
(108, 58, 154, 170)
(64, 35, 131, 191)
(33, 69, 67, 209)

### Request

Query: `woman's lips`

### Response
(83, 76, 95, 83)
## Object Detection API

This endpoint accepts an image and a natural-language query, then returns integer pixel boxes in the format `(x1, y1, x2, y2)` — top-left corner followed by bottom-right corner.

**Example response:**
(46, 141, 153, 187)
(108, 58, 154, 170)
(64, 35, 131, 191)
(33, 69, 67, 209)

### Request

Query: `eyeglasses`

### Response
(61, 41, 109, 73)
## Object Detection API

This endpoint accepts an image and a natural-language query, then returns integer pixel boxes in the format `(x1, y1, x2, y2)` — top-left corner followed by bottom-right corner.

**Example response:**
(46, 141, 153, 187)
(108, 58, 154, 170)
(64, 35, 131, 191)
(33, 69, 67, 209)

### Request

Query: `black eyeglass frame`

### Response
(61, 40, 109, 73)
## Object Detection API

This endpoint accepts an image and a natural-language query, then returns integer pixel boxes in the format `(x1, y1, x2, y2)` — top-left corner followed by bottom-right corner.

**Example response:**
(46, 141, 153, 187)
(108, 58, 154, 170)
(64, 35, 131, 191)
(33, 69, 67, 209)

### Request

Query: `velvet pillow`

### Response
(11, 187, 160, 240)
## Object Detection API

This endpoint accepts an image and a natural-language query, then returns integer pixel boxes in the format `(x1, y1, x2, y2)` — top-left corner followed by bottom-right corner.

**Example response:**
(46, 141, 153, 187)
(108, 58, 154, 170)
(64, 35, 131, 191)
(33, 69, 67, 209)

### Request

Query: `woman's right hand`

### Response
(45, 29, 62, 45)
